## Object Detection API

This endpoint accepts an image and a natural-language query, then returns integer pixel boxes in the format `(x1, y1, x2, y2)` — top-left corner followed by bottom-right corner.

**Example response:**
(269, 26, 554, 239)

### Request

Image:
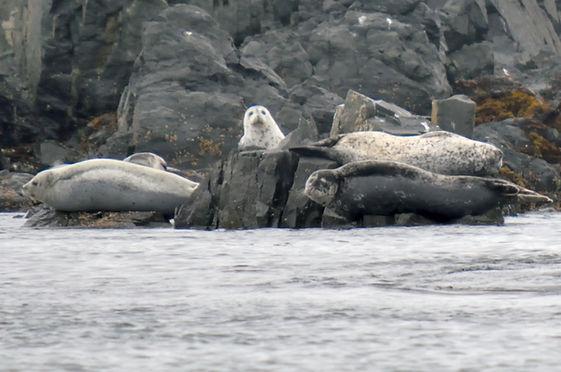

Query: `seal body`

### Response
(22, 159, 199, 214)
(292, 131, 503, 176)
(239, 105, 285, 150)
(305, 160, 550, 221)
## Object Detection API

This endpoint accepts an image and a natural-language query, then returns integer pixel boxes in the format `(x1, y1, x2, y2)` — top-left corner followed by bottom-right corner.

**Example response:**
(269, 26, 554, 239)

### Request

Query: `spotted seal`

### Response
(238, 105, 285, 150)
(22, 159, 199, 215)
(305, 160, 551, 222)
(123, 152, 187, 177)
(291, 131, 503, 176)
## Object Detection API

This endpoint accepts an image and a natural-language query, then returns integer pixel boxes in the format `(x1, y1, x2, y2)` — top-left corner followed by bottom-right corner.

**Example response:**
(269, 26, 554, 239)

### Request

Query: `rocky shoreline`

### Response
(1, 1, 561, 227)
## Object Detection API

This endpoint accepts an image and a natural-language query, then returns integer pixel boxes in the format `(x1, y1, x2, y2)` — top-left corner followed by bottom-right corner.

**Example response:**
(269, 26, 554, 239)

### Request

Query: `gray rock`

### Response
(305, 10, 451, 114)
(217, 150, 298, 228)
(104, 5, 291, 169)
(331, 90, 435, 136)
(321, 208, 356, 229)
(24, 204, 169, 228)
(431, 95, 475, 138)
(38, 141, 72, 167)
(447, 42, 494, 81)
(0, 170, 34, 212)
(280, 156, 338, 228)
(279, 114, 319, 149)
(362, 214, 397, 227)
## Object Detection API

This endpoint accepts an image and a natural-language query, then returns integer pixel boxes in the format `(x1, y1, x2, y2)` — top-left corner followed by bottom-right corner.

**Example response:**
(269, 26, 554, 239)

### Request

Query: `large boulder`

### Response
(304, 9, 451, 114)
(331, 90, 435, 136)
(102, 5, 293, 169)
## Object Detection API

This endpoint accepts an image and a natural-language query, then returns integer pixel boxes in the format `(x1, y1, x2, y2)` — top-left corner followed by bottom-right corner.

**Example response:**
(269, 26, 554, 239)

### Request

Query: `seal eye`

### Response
(248, 112, 253, 117)
(32, 181, 38, 186)
(261, 110, 267, 115)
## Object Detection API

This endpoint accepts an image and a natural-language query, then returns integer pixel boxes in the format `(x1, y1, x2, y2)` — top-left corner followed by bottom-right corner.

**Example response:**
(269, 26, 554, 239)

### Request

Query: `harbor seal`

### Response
(238, 105, 285, 150)
(291, 131, 503, 176)
(123, 152, 186, 177)
(123, 152, 168, 170)
(22, 159, 199, 215)
(304, 160, 551, 222)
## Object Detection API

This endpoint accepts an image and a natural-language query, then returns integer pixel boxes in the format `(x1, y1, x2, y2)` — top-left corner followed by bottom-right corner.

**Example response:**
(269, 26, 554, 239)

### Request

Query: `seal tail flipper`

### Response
(487, 179, 553, 205)
(515, 186, 553, 205)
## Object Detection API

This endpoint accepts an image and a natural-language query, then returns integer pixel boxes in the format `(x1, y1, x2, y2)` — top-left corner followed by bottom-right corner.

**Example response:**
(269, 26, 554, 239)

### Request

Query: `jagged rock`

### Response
(103, 5, 292, 169)
(487, 0, 561, 66)
(24, 204, 169, 228)
(305, 10, 451, 114)
(447, 42, 494, 81)
(431, 94, 475, 138)
(282, 81, 344, 135)
(175, 149, 299, 229)
(440, 0, 488, 53)
(280, 156, 338, 228)
(279, 114, 319, 149)
(241, 30, 313, 87)
(330, 90, 435, 136)
(0, 170, 34, 212)
(321, 208, 356, 229)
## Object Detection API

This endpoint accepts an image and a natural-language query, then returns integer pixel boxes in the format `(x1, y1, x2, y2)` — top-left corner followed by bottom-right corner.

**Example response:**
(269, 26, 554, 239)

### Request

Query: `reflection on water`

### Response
(1, 212, 561, 371)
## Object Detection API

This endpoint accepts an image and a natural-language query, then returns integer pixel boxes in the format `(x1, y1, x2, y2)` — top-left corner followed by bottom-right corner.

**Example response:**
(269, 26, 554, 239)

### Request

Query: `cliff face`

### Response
(0, 0, 560, 171)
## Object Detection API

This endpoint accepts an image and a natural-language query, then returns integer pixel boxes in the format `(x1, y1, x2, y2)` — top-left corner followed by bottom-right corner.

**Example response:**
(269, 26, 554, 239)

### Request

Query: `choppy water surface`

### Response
(2, 212, 561, 371)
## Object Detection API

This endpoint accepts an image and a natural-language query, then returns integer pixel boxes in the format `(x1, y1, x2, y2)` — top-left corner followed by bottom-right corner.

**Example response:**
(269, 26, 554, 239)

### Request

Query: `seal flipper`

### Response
(485, 179, 553, 205)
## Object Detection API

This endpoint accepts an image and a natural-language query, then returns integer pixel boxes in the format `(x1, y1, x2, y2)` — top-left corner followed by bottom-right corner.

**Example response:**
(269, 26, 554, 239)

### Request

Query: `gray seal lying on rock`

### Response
(22, 159, 199, 215)
(291, 131, 503, 176)
(238, 105, 285, 150)
(304, 160, 551, 222)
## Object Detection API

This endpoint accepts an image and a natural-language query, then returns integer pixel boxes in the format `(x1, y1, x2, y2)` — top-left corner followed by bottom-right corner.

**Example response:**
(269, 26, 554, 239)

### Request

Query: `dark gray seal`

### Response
(292, 131, 503, 176)
(304, 160, 551, 222)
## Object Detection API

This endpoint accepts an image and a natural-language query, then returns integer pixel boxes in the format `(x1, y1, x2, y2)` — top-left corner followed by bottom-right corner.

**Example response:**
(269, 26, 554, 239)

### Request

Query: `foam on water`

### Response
(1, 212, 561, 371)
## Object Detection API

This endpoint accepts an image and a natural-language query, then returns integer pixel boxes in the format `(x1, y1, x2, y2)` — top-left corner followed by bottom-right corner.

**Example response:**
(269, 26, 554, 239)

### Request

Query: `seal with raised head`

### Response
(238, 105, 285, 150)
(22, 159, 199, 215)
(291, 131, 503, 176)
(304, 160, 551, 222)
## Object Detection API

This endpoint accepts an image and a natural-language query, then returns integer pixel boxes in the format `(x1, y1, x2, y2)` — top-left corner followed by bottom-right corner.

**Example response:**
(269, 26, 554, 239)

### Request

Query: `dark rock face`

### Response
(102, 5, 291, 169)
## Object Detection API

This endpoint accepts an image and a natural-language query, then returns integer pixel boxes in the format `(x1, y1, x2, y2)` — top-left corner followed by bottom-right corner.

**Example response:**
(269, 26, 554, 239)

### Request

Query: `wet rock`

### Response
(321, 208, 356, 229)
(431, 95, 475, 138)
(0, 170, 34, 212)
(362, 214, 397, 227)
(393, 213, 434, 226)
(331, 90, 435, 136)
(24, 204, 169, 228)
(175, 149, 299, 229)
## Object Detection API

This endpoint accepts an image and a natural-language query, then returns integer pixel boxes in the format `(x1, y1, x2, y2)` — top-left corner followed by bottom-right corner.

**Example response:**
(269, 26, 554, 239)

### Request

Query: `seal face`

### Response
(304, 160, 551, 221)
(123, 152, 168, 170)
(292, 131, 503, 176)
(22, 159, 199, 215)
(238, 105, 285, 150)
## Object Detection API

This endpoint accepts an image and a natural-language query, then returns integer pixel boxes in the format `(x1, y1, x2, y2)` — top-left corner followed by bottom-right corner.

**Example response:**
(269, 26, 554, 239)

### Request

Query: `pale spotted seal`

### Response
(238, 105, 285, 150)
(305, 160, 551, 222)
(291, 131, 503, 176)
(22, 159, 199, 215)
(123, 152, 187, 177)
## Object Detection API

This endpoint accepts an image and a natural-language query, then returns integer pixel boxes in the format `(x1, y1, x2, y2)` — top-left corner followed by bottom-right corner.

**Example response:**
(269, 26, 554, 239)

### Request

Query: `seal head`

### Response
(239, 105, 285, 150)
